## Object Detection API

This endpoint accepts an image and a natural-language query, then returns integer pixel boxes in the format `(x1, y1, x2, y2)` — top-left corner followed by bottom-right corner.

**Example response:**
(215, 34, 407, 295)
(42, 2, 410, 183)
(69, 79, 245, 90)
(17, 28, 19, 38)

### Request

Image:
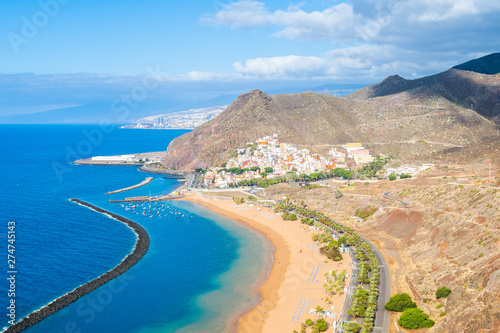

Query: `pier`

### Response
(108, 194, 184, 203)
(106, 177, 154, 194)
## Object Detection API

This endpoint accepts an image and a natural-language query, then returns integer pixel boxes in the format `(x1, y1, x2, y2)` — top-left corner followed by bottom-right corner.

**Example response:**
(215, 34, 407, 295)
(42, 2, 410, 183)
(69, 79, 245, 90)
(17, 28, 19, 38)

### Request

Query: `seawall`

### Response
(3, 199, 150, 333)
(106, 177, 154, 194)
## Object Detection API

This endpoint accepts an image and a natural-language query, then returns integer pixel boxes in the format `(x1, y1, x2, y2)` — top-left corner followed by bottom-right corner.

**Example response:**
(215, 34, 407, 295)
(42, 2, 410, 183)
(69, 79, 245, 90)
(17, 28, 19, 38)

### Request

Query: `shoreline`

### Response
(180, 192, 352, 333)
(106, 176, 154, 194)
(180, 194, 290, 333)
(3, 199, 150, 333)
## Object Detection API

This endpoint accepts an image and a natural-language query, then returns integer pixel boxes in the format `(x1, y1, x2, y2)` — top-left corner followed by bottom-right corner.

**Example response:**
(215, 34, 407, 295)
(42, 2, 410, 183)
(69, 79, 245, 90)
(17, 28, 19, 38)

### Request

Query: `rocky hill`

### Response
(261, 162, 500, 332)
(347, 53, 500, 124)
(163, 90, 368, 170)
(163, 54, 500, 171)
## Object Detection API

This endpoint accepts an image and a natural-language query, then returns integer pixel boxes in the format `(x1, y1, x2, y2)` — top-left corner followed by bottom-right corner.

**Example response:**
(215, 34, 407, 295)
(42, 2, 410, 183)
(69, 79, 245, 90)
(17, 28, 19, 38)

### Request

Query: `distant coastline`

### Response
(2, 200, 150, 333)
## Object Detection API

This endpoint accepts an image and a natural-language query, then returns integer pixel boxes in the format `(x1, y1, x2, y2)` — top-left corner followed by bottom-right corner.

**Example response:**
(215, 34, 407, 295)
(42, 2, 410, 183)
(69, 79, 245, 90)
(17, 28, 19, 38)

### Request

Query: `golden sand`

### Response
(181, 192, 352, 333)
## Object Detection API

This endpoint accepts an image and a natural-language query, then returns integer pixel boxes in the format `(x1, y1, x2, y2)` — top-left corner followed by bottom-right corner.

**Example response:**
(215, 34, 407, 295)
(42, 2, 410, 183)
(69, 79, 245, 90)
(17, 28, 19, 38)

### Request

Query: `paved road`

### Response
(238, 189, 391, 332)
(383, 192, 408, 207)
(317, 224, 391, 333)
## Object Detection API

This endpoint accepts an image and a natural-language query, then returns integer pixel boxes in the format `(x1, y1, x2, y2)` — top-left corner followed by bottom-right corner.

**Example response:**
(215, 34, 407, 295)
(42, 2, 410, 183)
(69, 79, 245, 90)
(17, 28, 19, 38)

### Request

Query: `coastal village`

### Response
(201, 135, 430, 188)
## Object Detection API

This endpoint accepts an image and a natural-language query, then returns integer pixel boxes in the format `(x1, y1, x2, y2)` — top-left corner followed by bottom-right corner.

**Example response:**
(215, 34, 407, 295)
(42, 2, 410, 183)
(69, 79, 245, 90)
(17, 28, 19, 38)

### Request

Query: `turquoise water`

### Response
(0, 125, 272, 332)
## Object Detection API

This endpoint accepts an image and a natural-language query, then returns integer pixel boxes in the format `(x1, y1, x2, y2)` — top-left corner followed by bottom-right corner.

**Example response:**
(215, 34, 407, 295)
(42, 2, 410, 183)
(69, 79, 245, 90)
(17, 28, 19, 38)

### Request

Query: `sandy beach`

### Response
(181, 192, 353, 333)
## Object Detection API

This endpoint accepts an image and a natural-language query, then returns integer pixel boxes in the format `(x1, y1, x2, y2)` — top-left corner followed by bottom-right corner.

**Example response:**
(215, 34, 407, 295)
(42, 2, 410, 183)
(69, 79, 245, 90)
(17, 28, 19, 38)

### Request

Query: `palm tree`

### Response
(315, 305, 324, 318)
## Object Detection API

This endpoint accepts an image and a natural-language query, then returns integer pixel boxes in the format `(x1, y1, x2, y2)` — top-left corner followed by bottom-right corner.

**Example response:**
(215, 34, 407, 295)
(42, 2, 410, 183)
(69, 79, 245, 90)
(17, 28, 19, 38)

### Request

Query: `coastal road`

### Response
(241, 189, 391, 332)
(317, 224, 391, 333)
(356, 232, 391, 333)
(383, 192, 408, 207)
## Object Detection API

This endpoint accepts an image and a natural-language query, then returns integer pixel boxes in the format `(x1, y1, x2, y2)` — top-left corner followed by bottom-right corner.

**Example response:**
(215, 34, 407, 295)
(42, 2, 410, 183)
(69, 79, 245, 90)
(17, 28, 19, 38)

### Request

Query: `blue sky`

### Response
(0, 0, 499, 115)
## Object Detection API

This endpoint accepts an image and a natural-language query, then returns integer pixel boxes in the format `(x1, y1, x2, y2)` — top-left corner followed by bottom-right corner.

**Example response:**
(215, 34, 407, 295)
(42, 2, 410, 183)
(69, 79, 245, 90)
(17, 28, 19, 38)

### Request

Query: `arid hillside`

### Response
(261, 161, 500, 332)
(163, 54, 500, 171)
(347, 53, 500, 124)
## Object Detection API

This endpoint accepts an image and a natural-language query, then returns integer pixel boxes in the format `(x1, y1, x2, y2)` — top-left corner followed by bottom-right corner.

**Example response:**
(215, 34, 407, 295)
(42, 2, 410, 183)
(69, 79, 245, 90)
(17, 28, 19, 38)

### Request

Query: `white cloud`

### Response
(233, 55, 327, 77)
(203, 0, 500, 46)
(201, 0, 271, 29)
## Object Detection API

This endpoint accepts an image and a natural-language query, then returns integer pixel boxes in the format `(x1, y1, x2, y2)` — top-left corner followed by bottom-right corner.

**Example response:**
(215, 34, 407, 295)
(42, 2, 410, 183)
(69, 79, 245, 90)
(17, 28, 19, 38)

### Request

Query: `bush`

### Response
(385, 293, 417, 312)
(314, 318, 328, 332)
(305, 318, 313, 326)
(344, 322, 360, 333)
(436, 286, 452, 299)
(388, 173, 397, 181)
(400, 173, 412, 179)
(398, 308, 434, 329)
(288, 213, 297, 221)
(246, 195, 257, 202)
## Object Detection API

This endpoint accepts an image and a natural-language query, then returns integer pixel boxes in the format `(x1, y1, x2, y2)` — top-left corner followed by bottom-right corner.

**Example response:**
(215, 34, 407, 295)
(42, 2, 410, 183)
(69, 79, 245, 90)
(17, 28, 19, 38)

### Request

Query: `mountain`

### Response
(163, 54, 500, 171)
(163, 90, 367, 170)
(347, 53, 500, 124)
(452, 52, 500, 75)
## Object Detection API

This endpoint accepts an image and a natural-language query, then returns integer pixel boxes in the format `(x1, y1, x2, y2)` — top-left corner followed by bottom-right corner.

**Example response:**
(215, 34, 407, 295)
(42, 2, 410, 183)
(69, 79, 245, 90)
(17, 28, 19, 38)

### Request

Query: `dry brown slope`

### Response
(164, 89, 367, 170)
(347, 65, 500, 124)
(261, 171, 500, 332)
(163, 87, 499, 170)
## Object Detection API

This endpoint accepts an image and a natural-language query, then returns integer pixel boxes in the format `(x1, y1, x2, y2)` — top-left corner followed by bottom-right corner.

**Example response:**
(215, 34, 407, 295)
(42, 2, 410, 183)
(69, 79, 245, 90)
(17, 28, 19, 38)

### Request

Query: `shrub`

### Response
(385, 293, 417, 312)
(398, 308, 435, 329)
(305, 318, 313, 326)
(436, 303, 444, 309)
(344, 322, 360, 333)
(436, 286, 452, 299)
(400, 173, 412, 179)
(440, 312, 446, 317)
(314, 318, 328, 332)
(389, 173, 397, 181)
(288, 213, 297, 221)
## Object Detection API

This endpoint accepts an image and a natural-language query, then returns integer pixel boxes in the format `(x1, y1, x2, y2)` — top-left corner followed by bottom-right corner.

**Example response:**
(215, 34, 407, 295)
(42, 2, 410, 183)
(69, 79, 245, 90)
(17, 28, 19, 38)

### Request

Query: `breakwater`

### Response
(106, 177, 154, 194)
(3, 199, 150, 333)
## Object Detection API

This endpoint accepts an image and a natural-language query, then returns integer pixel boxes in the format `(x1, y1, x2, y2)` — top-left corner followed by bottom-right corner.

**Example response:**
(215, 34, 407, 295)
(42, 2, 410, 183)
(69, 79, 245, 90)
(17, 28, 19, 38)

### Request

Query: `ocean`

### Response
(0, 125, 273, 333)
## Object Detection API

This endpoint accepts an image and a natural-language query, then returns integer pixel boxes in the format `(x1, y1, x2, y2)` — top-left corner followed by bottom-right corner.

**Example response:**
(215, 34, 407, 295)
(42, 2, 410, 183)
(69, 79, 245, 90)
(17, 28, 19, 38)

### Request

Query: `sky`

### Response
(0, 0, 499, 115)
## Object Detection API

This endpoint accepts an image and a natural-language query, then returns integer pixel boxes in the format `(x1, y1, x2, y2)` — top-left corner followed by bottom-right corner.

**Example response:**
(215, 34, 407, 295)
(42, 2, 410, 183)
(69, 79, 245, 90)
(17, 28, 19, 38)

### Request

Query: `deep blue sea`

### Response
(0, 125, 272, 333)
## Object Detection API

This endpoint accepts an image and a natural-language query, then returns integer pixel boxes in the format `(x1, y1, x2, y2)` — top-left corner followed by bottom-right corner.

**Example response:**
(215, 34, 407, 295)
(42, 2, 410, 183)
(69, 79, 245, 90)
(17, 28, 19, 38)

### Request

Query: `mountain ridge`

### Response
(163, 53, 500, 171)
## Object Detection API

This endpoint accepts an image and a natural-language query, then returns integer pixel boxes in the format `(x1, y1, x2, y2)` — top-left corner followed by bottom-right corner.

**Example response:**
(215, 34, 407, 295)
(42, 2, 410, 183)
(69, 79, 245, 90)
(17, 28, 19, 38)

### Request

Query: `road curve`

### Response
(383, 192, 408, 207)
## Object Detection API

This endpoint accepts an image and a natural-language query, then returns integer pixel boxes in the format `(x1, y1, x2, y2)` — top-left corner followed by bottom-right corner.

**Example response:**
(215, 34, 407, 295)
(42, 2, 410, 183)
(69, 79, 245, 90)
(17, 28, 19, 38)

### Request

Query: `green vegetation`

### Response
(357, 155, 391, 178)
(313, 318, 328, 332)
(232, 196, 245, 204)
(384, 293, 417, 312)
(301, 217, 314, 226)
(344, 322, 360, 333)
(281, 211, 297, 221)
(398, 308, 435, 329)
(246, 195, 257, 202)
(302, 184, 328, 189)
(323, 270, 347, 296)
(400, 173, 412, 179)
(355, 206, 378, 220)
(264, 166, 274, 174)
(440, 312, 446, 317)
(235, 167, 353, 188)
(271, 202, 380, 331)
(348, 287, 369, 317)
(389, 173, 397, 181)
(436, 286, 452, 299)
(305, 318, 313, 326)
(436, 303, 444, 309)
(319, 243, 343, 261)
